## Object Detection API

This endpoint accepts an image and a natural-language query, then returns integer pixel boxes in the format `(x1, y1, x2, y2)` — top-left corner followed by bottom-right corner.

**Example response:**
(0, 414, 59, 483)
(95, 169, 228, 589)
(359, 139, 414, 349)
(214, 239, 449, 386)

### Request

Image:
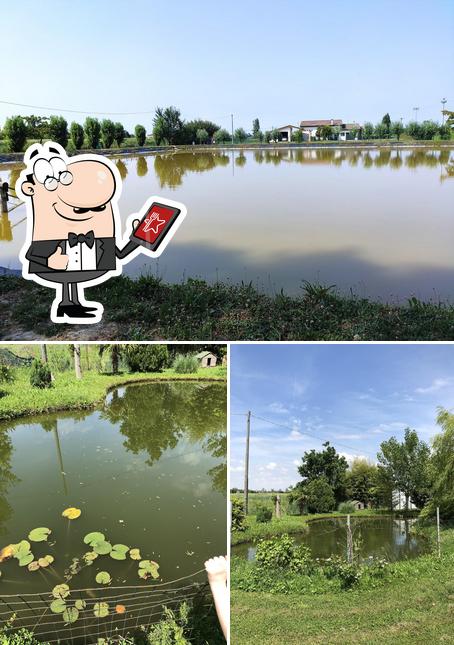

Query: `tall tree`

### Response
(24, 115, 49, 143)
(424, 408, 454, 518)
(382, 113, 391, 135)
(114, 122, 126, 147)
(377, 428, 430, 510)
(84, 117, 101, 148)
(152, 106, 184, 144)
(70, 122, 84, 149)
(99, 345, 123, 374)
(73, 344, 82, 380)
(252, 118, 260, 138)
(101, 119, 116, 148)
(48, 115, 68, 147)
(297, 442, 348, 504)
(4, 116, 27, 152)
(346, 458, 378, 506)
(135, 124, 146, 146)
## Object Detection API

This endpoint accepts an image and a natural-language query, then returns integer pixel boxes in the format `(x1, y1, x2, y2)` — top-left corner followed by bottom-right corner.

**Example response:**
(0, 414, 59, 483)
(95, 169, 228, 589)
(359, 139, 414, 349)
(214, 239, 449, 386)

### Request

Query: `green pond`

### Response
(0, 381, 226, 639)
(232, 516, 429, 563)
(1, 146, 453, 301)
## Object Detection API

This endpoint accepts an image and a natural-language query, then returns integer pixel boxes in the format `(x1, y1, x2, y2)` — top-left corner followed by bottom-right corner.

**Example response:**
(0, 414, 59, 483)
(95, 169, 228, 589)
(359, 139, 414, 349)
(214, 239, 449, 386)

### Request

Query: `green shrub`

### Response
(255, 534, 311, 572)
(135, 124, 146, 146)
(48, 115, 68, 148)
(0, 626, 47, 644)
(147, 602, 190, 644)
(172, 354, 199, 374)
(70, 122, 84, 149)
(29, 360, 52, 389)
(4, 115, 27, 152)
(256, 505, 272, 523)
(323, 555, 362, 589)
(338, 501, 356, 514)
(0, 364, 14, 384)
(125, 345, 169, 372)
(232, 497, 246, 532)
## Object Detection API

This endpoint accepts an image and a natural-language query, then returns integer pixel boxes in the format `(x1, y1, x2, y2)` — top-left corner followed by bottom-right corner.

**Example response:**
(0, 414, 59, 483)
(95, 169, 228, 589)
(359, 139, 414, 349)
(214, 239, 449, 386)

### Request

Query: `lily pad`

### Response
(50, 599, 66, 614)
(18, 553, 34, 567)
(138, 560, 160, 580)
(115, 604, 126, 614)
(83, 532, 105, 546)
(63, 606, 79, 624)
(110, 544, 129, 561)
(44, 555, 54, 564)
(14, 540, 31, 557)
(75, 599, 86, 610)
(83, 551, 98, 563)
(62, 507, 81, 520)
(38, 557, 51, 568)
(29, 528, 51, 543)
(93, 541, 112, 555)
(52, 583, 70, 599)
(129, 548, 141, 561)
(95, 571, 112, 585)
(28, 561, 40, 572)
(93, 602, 109, 618)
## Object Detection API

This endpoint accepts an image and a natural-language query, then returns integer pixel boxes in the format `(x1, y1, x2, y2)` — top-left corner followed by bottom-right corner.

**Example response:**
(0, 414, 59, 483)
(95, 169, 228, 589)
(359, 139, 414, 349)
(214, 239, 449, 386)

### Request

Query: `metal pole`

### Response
(437, 506, 441, 558)
(244, 411, 251, 515)
(346, 514, 353, 563)
(231, 114, 234, 146)
(413, 107, 419, 122)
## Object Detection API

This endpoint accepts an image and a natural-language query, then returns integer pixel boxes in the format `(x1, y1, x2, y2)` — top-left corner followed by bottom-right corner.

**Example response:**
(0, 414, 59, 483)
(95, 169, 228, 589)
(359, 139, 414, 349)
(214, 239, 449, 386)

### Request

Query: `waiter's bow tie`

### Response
(68, 231, 95, 248)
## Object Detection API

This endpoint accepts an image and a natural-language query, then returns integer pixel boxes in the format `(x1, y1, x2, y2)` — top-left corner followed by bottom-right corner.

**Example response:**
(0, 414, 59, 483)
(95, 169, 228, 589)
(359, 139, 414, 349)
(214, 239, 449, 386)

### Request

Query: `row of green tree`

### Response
(288, 412, 453, 519)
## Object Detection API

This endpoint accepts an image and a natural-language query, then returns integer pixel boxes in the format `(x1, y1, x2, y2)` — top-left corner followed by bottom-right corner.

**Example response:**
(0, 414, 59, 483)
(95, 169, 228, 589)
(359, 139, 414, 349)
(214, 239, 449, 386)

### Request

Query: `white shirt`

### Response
(65, 239, 97, 271)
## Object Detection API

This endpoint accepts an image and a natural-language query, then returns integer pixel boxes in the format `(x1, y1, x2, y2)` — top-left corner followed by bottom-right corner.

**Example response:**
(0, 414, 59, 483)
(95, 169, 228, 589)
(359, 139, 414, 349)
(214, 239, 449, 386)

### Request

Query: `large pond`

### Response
(232, 516, 429, 563)
(1, 146, 453, 302)
(0, 381, 226, 638)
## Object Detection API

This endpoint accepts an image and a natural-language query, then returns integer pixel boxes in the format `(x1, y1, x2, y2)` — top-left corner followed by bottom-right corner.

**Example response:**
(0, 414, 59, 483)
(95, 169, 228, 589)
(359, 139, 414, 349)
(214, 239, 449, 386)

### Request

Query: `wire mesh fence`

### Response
(0, 569, 212, 644)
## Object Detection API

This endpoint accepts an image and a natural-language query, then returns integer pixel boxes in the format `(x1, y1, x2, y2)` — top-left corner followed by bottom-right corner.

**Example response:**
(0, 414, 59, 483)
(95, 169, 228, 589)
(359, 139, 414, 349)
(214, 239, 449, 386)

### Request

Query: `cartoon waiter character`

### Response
(17, 142, 186, 324)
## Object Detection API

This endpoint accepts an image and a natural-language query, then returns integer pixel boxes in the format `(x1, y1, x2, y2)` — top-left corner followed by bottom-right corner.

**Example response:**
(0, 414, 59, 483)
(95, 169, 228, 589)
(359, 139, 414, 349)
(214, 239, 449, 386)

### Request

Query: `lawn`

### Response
(231, 528, 454, 644)
(0, 365, 226, 420)
(2, 275, 454, 341)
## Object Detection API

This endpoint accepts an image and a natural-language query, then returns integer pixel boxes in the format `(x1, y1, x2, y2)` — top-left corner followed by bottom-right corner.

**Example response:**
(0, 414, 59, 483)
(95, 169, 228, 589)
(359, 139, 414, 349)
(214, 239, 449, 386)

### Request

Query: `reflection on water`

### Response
(1, 147, 453, 301)
(232, 516, 429, 563)
(0, 381, 226, 595)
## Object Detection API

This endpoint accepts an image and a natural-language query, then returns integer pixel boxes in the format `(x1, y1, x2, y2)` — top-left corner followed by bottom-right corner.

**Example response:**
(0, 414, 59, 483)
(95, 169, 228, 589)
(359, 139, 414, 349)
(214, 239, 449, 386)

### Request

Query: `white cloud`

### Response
(340, 451, 371, 465)
(292, 380, 307, 396)
(265, 462, 277, 470)
(416, 378, 452, 394)
(289, 430, 303, 440)
(293, 459, 301, 466)
(268, 402, 289, 414)
(335, 433, 362, 440)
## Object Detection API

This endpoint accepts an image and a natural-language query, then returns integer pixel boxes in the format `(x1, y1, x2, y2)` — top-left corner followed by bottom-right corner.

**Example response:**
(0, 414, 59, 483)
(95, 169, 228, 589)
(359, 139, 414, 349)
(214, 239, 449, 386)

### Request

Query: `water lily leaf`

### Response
(18, 553, 34, 567)
(29, 528, 51, 543)
(95, 571, 112, 585)
(62, 507, 81, 520)
(93, 541, 112, 555)
(115, 604, 126, 614)
(28, 561, 40, 572)
(83, 532, 105, 546)
(110, 544, 129, 560)
(138, 560, 160, 580)
(94, 602, 109, 618)
(129, 548, 141, 561)
(38, 557, 50, 568)
(52, 584, 70, 599)
(14, 540, 31, 557)
(50, 599, 66, 614)
(63, 606, 79, 624)
(44, 555, 54, 564)
(83, 551, 98, 563)
(75, 599, 86, 610)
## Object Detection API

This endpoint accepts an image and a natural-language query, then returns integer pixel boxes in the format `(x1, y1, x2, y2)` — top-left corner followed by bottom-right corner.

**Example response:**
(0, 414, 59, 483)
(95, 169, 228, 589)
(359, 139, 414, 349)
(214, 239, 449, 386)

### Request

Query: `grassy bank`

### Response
(1, 275, 454, 341)
(0, 365, 226, 420)
(231, 528, 454, 644)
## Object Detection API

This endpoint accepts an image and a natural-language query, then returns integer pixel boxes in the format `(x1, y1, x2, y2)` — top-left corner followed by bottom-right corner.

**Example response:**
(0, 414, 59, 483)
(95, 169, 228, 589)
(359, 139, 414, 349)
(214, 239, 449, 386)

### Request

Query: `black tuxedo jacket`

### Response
(25, 237, 138, 274)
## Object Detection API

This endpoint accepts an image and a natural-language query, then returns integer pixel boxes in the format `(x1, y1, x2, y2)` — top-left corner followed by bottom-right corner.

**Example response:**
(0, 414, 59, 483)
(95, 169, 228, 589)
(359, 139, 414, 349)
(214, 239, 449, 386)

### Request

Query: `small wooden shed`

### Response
(351, 500, 365, 511)
(195, 351, 217, 368)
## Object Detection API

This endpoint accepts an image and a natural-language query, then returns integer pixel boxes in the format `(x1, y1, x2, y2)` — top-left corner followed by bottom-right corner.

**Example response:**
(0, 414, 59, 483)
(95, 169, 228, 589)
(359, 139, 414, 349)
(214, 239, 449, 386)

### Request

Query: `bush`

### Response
(323, 555, 361, 589)
(48, 115, 68, 148)
(303, 477, 336, 513)
(147, 602, 190, 645)
(172, 354, 199, 374)
(0, 627, 47, 644)
(256, 505, 272, 523)
(29, 359, 52, 389)
(84, 117, 101, 148)
(70, 122, 84, 149)
(135, 124, 146, 146)
(231, 497, 246, 532)
(0, 364, 14, 384)
(4, 115, 27, 152)
(114, 122, 126, 147)
(255, 534, 311, 572)
(125, 345, 169, 372)
(338, 501, 356, 514)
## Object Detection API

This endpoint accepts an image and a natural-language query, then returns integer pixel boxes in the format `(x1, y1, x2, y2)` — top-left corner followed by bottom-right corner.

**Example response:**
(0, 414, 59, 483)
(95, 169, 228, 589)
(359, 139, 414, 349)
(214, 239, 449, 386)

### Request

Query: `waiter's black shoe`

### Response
(56, 304, 98, 319)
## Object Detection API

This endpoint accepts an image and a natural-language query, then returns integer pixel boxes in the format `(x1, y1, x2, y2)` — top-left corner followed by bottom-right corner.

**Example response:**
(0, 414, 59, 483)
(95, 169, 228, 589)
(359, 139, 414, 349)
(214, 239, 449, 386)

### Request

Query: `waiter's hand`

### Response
(48, 247, 69, 270)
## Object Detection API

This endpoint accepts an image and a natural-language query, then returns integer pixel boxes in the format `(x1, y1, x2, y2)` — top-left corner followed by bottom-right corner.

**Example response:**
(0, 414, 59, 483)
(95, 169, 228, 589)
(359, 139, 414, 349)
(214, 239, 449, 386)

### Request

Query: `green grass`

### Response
(2, 275, 454, 340)
(231, 528, 454, 644)
(0, 365, 226, 420)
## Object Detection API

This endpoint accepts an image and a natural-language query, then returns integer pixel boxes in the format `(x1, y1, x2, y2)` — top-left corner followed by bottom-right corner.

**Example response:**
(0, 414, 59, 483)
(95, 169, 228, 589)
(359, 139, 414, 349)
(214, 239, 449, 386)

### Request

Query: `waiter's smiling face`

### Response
(21, 153, 117, 240)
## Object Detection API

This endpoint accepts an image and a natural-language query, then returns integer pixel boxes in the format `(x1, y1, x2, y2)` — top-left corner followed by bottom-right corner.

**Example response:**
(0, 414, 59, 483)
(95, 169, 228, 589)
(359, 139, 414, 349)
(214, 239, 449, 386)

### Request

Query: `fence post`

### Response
(275, 494, 281, 519)
(436, 506, 441, 558)
(346, 514, 353, 563)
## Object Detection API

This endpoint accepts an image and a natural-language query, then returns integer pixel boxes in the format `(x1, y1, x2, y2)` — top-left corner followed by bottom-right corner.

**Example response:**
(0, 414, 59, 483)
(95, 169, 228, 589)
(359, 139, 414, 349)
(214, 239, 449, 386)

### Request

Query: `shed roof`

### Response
(195, 351, 216, 359)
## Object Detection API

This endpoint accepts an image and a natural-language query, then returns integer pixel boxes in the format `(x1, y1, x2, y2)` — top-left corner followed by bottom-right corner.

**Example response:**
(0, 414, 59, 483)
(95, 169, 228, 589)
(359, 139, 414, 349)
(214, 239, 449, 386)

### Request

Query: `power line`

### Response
(0, 100, 156, 116)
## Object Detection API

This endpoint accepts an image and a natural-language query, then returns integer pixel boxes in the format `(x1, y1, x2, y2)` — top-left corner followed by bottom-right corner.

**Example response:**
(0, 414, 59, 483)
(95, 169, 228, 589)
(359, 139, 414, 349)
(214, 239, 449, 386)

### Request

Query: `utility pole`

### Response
(436, 506, 441, 558)
(231, 114, 234, 146)
(413, 107, 419, 122)
(244, 410, 251, 515)
(346, 514, 353, 563)
(441, 98, 447, 125)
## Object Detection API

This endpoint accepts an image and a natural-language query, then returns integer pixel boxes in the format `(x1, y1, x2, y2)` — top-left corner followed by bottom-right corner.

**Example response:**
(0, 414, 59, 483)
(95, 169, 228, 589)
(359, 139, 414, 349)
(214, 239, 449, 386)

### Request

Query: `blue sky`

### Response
(230, 344, 454, 490)
(3, 0, 453, 132)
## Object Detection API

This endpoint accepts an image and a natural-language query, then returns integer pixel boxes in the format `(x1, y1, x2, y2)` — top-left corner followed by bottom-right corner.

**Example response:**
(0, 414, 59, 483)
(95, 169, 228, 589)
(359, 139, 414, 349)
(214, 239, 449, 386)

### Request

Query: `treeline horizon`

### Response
(1, 107, 453, 153)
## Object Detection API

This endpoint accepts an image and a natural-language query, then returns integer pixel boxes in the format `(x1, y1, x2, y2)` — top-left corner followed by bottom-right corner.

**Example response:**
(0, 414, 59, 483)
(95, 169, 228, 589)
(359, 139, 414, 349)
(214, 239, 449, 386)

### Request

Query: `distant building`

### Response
(275, 119, 361, 142)
(351, 500, 365, 511)
(195, 351, 218, 368)
(275, 124, 301, 142)
(392, 490, 418, 511)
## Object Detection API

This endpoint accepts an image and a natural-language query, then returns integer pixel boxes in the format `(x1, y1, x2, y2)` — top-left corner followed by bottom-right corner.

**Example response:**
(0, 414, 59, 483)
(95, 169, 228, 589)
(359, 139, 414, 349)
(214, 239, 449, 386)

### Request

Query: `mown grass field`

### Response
(231, 528, 454, 644)
(2, 275, 454, 341)
(0, 364, 226, 420)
